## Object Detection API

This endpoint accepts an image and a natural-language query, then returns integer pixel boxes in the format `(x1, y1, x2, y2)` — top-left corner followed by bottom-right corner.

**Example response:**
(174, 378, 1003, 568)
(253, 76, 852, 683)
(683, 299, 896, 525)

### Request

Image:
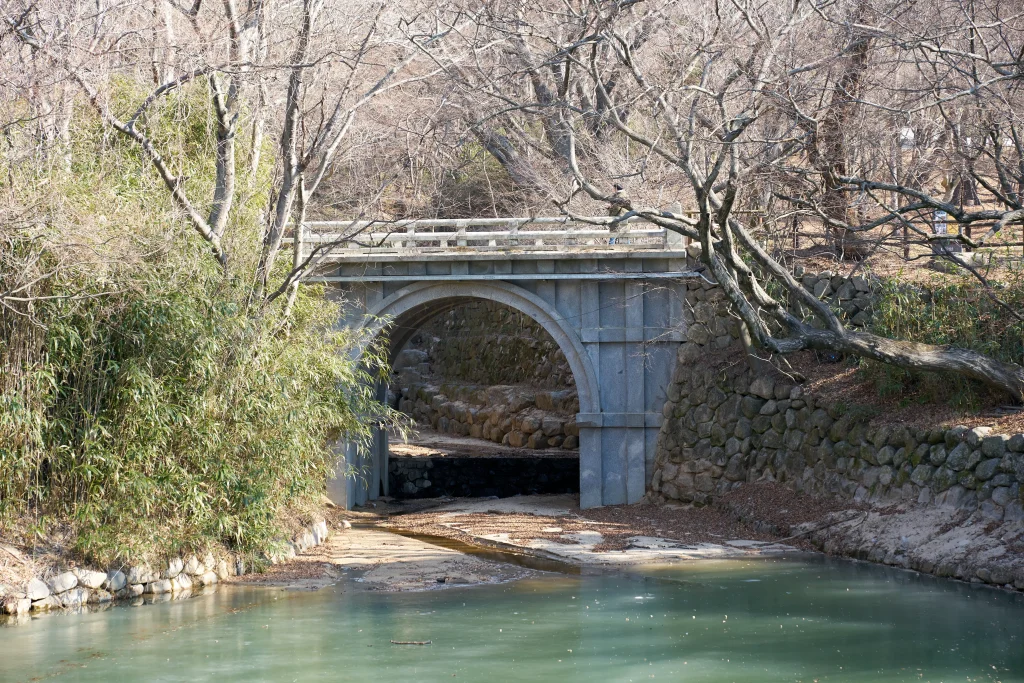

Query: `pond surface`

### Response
(1, 556, 1022, 682)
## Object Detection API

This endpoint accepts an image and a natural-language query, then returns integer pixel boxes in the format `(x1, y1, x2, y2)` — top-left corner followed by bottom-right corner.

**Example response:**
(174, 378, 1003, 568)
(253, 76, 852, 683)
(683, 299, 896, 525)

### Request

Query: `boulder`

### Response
(945, 442, 972, 470)
(541, 416, 563, 437)
(49, 571, 78, 594)
(197, 572, 219, 587)
(162, 557, 184, 579)
(146, 579, 173, 594)
(26, 578, 50, 601)
(910, 464, 935, 486)
(184, 556, 205, 576)
(127, 565, 157, 585)
(967, 426, 993, 448)
(931, 467, 957, 492)
(106, 570, 127, 593)
(2, 596, 30, 616)
(58, 588, 89, 608)
(31, 595, 60, 611)
(393, 348, 429, 371)
(991, 485, 1016, 507)
(172, 574, 193, 592)
(508, 431, 528, 448)
(73, 568, 107, 590)
(749, 376, 776, 400)
(981, 435, 1008, 458)
(975, 458, 1001, 481)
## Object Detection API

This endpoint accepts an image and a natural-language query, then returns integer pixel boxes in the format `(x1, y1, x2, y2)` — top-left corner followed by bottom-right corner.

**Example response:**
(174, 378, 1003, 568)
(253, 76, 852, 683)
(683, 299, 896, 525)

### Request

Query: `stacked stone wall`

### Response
(1, 520, 330, 617)
(652, 265, 1024, 589)
(397, 382, 580, 450)
(792, 266, 875, 327)
(409, 300, 574, 388)
(651, 359, 1024, 523)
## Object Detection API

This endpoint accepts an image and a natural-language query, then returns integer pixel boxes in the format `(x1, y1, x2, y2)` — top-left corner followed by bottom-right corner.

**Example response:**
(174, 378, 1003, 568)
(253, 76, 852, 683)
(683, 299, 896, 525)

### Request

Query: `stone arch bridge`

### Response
(302, 217, 697, 509)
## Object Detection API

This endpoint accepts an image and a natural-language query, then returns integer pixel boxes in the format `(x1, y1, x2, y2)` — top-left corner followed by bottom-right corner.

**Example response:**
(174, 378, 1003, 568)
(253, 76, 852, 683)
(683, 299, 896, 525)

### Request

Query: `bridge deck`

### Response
(296, 216, 688, 261)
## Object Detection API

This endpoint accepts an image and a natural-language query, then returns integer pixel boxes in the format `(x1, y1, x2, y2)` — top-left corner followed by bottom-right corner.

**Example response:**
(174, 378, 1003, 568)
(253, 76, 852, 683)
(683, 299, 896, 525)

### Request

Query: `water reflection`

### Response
(1, 556, 1022, 682)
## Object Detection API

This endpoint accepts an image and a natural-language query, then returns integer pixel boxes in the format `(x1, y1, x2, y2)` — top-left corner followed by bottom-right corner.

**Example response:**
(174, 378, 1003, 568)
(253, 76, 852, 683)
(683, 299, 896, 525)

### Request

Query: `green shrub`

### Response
(0, 248, 394, 564)
(0, 81, 396, 566)
(864, 268, 1024, 407)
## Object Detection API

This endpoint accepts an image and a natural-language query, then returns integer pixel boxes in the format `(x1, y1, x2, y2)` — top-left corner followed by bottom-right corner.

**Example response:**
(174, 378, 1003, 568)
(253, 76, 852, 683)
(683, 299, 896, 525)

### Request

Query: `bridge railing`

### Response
(291, 216, 684, 260)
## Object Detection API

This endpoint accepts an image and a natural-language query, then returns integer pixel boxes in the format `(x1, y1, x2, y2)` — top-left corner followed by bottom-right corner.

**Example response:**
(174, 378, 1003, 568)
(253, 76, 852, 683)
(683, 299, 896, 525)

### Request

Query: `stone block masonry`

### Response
(650, 355, 1024, 524)
(649, 263, 1024, 590)
(407, 300, 575, 389)
(1, 520, 332, 618)
(397, 382, 581, 450)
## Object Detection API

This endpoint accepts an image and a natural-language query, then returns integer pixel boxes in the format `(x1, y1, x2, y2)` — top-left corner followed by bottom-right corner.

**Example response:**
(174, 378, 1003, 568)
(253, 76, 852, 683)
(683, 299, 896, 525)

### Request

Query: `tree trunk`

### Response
(815, 4, 873, 260)
(810, 327, 1024, 402)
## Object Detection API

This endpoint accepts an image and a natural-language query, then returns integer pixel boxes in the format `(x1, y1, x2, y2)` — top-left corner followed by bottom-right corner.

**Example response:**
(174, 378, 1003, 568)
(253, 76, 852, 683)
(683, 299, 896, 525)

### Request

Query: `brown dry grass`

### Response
(791, 351, 1024, 433)
(779, 217, 1024, 286)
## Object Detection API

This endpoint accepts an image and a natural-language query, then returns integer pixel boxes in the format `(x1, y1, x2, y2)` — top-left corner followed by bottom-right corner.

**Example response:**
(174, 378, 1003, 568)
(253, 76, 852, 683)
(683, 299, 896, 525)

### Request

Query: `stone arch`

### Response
(362, 281, 600, 415)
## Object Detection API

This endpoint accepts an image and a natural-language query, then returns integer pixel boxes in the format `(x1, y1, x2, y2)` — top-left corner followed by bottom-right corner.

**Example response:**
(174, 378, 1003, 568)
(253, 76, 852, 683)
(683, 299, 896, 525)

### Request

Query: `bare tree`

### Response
(427, 0, 1024, 400)
(3, 0, 453, 310)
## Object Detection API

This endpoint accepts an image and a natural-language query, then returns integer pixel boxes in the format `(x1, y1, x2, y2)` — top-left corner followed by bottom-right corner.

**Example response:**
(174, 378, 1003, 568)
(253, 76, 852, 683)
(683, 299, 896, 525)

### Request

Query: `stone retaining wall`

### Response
(397, 382, 580, 450)
(650, 262, 1024, 590)
(0, 520, 331, 617)
(792, 265, 875, 327)
(680, 260, 877, 353)
(651, 358, 1024, 521)
(408, 300, 574, 388)
(649, 349, 1024, 589)
(390, 455, 579, 498)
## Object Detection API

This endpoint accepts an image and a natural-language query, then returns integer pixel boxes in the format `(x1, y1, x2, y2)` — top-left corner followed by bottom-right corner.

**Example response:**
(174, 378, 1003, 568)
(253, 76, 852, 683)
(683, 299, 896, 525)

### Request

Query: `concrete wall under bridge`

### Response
(309, 219, 696, 509)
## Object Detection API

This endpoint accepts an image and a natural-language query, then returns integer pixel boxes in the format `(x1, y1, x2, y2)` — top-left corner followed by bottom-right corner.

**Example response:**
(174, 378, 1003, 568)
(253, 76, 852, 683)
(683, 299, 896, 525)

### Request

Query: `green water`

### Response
(1, 556, 1022, 682)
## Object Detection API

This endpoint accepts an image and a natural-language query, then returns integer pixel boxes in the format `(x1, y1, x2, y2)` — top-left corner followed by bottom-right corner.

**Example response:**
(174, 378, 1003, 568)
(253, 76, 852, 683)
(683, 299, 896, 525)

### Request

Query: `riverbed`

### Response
(2, 554, 1022, 682)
